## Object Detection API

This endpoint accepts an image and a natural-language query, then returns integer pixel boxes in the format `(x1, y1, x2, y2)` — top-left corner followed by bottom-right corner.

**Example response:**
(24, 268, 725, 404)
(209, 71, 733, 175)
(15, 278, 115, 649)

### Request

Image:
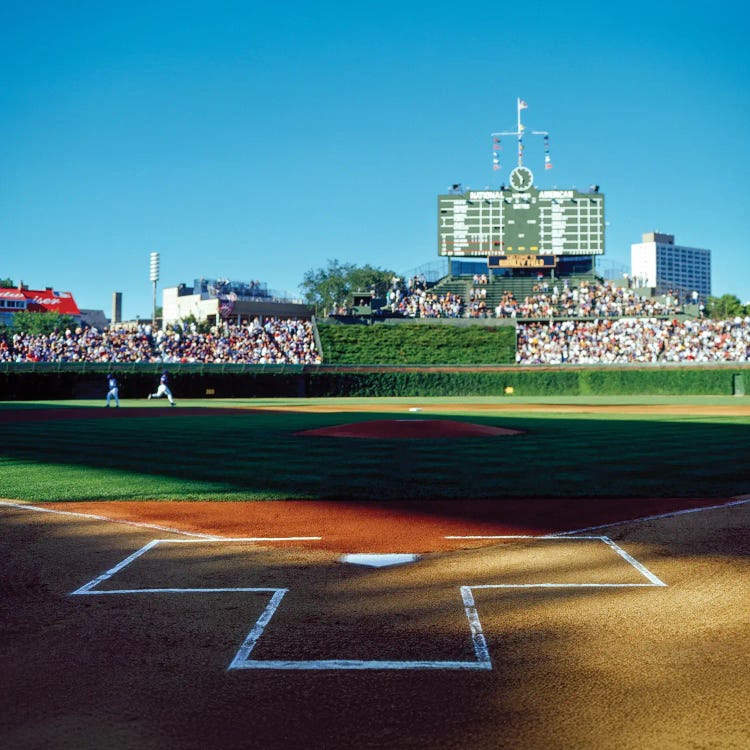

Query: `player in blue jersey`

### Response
(105, 373, 120, 408)
(148, 371, 176, 406)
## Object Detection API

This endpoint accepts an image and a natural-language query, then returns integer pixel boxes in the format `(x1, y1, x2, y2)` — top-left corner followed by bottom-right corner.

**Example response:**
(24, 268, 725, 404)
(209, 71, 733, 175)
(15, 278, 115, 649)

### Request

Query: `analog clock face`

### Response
(509, 166, 534, 191)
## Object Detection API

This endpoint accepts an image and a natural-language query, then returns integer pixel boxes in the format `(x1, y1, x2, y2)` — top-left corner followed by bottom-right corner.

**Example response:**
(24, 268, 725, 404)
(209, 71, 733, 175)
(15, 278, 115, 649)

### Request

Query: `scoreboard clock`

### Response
(509, 166, 534, 192)
(438, 173, 605, 259)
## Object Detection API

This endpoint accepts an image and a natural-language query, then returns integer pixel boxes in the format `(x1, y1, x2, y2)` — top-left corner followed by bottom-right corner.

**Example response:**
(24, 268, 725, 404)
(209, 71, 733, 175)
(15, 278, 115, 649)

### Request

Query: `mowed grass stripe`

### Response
(0, 407, 748, 501)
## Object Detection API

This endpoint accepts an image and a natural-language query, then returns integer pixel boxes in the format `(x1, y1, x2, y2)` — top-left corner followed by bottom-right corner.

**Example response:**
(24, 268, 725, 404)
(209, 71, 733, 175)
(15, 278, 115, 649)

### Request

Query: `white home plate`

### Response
(339, 553, 421, 568)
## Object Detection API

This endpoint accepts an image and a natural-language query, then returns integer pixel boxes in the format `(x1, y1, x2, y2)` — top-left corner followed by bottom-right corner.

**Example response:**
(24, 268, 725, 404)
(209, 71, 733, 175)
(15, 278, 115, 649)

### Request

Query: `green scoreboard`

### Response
(438, 166, 604, 269)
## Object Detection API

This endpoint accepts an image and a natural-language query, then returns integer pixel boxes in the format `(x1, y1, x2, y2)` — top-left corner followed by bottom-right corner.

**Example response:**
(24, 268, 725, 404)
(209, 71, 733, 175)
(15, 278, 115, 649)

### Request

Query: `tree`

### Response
(299, 260, 395, 316)
(0, 277, 14, 288)
(11, 311, 78, 335)
(706, 294, 747, 319)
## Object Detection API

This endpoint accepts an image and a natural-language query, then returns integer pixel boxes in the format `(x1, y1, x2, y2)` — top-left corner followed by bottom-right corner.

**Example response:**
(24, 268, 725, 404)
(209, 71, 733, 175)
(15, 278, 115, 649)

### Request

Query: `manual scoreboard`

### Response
(438, 167, 604, 267)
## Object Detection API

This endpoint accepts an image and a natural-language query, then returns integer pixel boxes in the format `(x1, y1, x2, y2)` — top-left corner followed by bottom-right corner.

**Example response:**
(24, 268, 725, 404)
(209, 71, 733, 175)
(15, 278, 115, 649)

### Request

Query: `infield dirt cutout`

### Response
(2, 498, 749, 750)
(296, 418, 523, 439)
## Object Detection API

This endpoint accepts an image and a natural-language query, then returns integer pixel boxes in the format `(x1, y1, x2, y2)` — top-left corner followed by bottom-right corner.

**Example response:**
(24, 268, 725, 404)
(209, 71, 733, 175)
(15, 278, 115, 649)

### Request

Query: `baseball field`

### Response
(1, 395, 749, 749)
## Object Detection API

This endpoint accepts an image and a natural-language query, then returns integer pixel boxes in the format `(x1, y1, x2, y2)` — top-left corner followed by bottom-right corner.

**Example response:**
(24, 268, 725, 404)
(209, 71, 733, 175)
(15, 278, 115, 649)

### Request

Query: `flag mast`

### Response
(491, 98, 552, 175)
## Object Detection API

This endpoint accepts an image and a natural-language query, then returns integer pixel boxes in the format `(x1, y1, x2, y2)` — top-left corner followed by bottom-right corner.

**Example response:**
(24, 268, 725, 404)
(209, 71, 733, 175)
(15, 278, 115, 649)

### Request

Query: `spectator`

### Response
(0, 318, 321, 365)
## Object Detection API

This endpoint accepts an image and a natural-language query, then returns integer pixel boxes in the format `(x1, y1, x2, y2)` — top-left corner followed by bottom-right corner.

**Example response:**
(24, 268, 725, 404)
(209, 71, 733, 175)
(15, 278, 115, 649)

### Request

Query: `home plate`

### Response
(339, 553, 421, 568)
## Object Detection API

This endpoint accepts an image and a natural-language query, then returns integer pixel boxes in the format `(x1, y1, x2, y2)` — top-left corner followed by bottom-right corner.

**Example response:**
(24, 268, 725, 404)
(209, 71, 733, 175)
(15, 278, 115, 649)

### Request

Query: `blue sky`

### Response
(2, 1, 749, 320)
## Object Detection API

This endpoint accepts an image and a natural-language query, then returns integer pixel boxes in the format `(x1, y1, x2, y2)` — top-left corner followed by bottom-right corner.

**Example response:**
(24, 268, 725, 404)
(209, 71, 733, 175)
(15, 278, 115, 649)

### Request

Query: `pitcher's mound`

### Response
(297, 419, 523, 439)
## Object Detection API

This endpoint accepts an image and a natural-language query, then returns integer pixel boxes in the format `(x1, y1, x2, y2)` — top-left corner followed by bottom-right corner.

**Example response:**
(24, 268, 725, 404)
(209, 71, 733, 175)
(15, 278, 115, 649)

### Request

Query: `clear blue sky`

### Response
(2, 1, 749, 320)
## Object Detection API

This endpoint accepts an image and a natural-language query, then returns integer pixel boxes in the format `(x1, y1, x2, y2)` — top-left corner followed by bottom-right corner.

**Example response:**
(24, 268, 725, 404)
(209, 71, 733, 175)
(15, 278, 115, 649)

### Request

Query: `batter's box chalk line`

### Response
(69, 535, 666, 671)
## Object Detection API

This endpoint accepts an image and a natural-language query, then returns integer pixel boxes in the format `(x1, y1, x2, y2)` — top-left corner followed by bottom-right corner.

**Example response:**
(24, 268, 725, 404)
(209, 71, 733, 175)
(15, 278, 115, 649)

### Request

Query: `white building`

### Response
(162, 278, 311, 326)
(630, 232, 711, 301)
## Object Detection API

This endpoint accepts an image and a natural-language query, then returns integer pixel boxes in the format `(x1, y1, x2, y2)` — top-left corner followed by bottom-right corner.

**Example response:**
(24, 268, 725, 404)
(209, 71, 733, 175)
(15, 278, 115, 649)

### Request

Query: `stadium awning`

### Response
(19, 289, 81, 315)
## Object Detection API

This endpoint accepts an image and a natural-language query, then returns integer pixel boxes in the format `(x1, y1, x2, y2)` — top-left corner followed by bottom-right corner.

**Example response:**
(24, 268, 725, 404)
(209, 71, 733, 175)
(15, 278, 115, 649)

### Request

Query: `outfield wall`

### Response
(0, 363, 747, 399)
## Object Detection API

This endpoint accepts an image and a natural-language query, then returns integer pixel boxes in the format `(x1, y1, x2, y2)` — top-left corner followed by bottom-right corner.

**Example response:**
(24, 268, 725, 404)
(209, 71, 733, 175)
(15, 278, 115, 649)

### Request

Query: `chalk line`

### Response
(0, 500, 321, 542)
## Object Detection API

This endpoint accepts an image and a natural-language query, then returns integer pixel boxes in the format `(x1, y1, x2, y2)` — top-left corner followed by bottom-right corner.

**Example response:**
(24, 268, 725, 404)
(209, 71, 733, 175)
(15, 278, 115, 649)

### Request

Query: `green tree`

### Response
(177, 313, 212, 333)
(0, 277, 15, 288)
(11, 311, 77, 335)
(706, 294, 746, 319)
(299, 260, 395, 316)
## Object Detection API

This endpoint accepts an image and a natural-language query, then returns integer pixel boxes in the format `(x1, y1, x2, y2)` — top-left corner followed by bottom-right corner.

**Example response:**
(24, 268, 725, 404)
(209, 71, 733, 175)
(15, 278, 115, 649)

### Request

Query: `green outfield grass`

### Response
(1, 397, 749, 501)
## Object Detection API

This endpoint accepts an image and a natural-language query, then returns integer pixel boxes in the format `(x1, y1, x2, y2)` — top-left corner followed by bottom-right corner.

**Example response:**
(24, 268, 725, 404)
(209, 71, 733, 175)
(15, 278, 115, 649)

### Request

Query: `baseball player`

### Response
(105, 374, 120, 408)
(148, 370, 176, 406)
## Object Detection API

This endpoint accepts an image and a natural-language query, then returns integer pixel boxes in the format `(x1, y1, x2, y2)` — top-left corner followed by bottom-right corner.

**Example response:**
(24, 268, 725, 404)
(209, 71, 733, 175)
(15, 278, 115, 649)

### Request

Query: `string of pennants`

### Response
(492, 100, 553, 172)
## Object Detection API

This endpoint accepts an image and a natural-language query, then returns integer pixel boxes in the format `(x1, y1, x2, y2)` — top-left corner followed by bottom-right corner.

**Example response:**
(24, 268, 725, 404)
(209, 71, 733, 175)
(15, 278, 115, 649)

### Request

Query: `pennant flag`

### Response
(545, 162, 553, 170)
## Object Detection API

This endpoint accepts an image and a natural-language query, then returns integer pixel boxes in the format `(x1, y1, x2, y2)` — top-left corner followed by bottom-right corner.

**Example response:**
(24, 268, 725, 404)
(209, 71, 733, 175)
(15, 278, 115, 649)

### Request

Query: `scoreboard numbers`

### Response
(438, 186, 604, 260)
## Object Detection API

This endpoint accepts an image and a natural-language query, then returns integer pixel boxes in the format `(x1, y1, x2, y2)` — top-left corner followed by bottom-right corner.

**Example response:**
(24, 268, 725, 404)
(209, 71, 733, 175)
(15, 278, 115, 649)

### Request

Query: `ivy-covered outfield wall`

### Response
(303, 366, 746, 397)
(316, 321, 517, 365)
(0, 362, 747, 399)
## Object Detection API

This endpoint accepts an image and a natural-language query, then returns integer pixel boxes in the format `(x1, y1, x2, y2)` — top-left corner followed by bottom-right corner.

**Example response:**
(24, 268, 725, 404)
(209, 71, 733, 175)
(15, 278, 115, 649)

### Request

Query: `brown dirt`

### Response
(296, 419, 523, 439)
(2, 498, 749, 749)
(244, 401, 750, 416)
(23, 497, 740, 551)
(3, 401, 748, 425)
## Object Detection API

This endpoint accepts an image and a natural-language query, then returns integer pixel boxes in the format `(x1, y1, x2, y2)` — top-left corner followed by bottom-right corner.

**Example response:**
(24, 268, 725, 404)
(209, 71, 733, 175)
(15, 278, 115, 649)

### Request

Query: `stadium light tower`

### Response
(149, 252, 160, 326)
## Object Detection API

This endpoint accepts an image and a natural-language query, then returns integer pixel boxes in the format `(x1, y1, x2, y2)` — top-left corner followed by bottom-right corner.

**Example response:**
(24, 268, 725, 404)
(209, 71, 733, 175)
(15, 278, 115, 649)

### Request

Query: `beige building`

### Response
(162, 279, 312, 326)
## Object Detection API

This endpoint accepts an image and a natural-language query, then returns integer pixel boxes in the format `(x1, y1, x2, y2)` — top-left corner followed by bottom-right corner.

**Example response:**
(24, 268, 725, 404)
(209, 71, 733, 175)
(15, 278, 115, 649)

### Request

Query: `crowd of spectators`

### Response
(0, 317, 321, 365)
(517, 317, 750, 364)
(388, 278, 683, 321)
(495, 280, 683, 319)
(396, 289, 463, 318)
(386, 274, 463, 318)
(5, 278, 747, 366)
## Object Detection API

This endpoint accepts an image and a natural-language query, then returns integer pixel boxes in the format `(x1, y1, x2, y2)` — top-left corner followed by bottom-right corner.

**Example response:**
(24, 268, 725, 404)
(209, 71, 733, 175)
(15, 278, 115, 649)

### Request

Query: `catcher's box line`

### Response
(69, 535, 666, 671)
(443, 535, 666, 586)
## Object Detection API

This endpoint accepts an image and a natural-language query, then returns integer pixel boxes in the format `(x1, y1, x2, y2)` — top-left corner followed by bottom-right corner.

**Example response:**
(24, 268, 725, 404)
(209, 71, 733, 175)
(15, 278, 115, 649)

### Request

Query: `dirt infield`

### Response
(20, 496, 747, 550)
(296, 419, 523, 439)
(2, 498, 749, 750)
(4, 400, 750, 425)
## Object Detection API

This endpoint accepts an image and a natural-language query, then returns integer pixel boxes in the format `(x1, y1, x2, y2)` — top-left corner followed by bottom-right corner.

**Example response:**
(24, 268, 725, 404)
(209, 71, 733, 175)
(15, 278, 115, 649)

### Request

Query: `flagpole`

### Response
(517, 97, 523, 167)
(491, 98, 551, 176)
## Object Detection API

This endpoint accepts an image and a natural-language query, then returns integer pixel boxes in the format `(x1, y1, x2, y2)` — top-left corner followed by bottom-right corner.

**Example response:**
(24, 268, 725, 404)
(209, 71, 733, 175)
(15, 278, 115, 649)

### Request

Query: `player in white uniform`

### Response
(148, 371, 176, 406)
(105, 374, 120, 408)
